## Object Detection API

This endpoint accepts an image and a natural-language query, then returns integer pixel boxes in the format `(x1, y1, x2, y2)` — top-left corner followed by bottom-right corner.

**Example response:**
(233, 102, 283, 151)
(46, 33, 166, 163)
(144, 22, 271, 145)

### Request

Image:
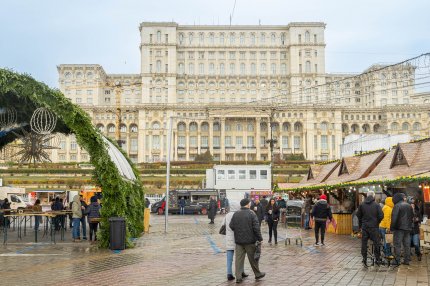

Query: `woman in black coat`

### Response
(266, 198, 280, 244)
(208, 196, 217, 224)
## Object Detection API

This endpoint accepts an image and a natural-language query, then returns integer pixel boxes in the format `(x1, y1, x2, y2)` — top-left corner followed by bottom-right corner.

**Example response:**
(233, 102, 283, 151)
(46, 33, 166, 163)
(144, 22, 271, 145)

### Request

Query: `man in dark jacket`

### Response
(391, 192, 413, 265)
(80, 195, 88, 240)
(230, 198, 265, 283)
(304, 196, 313, 230)
(311, 194, 332, 246)
(178, 197, 186, 215)
(252, 197, 264, 226)
(356, 191, 384, 266)
(208, 196, 217, 224)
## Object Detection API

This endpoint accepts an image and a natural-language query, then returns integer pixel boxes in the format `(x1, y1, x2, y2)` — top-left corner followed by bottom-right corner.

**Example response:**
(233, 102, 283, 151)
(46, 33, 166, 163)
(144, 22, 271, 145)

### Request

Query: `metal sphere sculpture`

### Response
(30, 107, 57, 135)
(0, 107, 17, 130)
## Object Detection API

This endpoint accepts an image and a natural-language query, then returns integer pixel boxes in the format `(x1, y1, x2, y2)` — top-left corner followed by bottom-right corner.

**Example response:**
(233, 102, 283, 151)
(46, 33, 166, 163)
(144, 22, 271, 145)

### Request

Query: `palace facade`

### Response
(42, 22, 430, 163)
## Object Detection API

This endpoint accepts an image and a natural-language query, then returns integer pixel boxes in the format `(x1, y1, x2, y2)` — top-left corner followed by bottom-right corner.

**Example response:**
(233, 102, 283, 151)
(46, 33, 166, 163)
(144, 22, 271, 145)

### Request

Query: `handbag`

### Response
(219, 224, 226, 235)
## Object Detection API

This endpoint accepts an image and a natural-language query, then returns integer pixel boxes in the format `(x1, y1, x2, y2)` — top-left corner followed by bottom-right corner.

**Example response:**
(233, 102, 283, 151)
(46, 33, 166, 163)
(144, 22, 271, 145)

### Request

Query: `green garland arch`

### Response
(0, 68, 144, 247)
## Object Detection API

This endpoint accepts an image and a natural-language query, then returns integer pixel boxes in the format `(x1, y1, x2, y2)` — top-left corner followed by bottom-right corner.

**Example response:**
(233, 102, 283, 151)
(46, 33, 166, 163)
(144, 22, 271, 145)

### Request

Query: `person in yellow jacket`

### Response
(379, 197, 394, 258)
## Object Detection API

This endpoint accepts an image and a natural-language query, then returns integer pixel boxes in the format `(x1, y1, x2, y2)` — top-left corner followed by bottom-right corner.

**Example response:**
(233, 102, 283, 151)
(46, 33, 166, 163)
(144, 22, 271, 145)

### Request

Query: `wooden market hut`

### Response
(354, 139, 430, 216)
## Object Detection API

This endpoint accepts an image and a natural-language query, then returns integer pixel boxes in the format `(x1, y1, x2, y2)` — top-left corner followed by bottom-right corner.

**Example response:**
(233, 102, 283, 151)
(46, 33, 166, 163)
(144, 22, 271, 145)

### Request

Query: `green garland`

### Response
(0, 69, 144, 248)
(280, 175, 430, 192)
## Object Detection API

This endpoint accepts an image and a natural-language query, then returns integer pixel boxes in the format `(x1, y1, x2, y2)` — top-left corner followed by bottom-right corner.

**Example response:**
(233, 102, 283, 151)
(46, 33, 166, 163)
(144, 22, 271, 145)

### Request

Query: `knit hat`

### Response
(240, 198, 250, 207)
(320, 194, 327, 200)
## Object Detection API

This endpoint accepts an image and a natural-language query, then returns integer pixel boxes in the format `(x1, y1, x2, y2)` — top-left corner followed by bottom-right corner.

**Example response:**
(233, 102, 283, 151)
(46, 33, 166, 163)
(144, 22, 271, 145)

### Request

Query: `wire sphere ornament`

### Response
(30, 107, 57, 135)
(0, 107, 17, 130)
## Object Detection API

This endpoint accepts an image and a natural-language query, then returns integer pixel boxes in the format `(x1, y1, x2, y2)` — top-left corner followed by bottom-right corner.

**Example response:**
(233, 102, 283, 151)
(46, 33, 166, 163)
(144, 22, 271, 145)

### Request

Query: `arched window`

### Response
(351, 124, 359, 134)
(177, 122, 186, 131)
(229, 33, 235, 44)
(271, 33, 276, 44)
(120, 124, 127, 133)
(250, 33, 256, 45)
(260, 122, 268, 132)
(179, 33, 184, 44)
(413, 122, 421, 131)
(271, 123, 279, 132)
(157, 31, 161, 42)
(282, 122, 290, 132)
(240, 63, 246, 75)
(320, 122, 328, 131)
(342, 123, 349, 133)
(178, 63, 184, 74)
(219, 33, 225, 44)
(189, 122, 198, 132)
(391, 122, 399, 131)
(199, 32, 204, 44)
(240, 33, 245, 44)
(280, 33, 286, 45)
(305, 61, 311, 73)
(213, 122, 220, 131)
(294, 122, 303, 132)
(260, 63, 266, 74)
(156, 60, 161, 73)
(220, 63, 225, 75)
(107, 124, 115, 133)
(247, 123, 254, 131)
(260, 33, 265, 44)
(373, 124, 381, 133)
(201, 122, 209, 132)
(236, 123, 242, 131)
(209, 33, 214, 44)
(188, 63, 194, 75)
(362, 124, 370, 133)
(402, 122, 410, 131)
(251, 63, 256, 75)
(188, 33, 193, 44)
(305, 31, 310, 42)
(152, 121, 160, 130)
(130, 124, 138, 133)
(96, 124, 105, 133)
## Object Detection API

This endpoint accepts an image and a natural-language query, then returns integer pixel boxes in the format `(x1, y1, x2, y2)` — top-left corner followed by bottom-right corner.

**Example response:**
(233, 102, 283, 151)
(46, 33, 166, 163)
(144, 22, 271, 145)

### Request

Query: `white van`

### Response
(0, 187, 27, 210)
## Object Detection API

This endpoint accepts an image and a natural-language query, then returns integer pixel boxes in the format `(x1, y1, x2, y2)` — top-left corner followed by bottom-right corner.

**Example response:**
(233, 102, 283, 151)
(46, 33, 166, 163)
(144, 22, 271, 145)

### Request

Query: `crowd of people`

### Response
(29, 194, 102, 243)
(217, 191, 424, 282)
(356, 191, 423, 267)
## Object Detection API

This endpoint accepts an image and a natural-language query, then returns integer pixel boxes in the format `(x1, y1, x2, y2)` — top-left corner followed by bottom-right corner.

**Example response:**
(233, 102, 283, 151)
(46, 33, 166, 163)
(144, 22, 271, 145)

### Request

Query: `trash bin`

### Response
(109, 217, 126, 250)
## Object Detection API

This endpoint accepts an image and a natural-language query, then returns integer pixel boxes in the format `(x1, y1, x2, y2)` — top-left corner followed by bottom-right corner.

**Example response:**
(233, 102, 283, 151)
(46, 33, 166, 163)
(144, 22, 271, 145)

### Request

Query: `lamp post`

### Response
(114, 81, 124, 148)
(265, 109, 277, 190)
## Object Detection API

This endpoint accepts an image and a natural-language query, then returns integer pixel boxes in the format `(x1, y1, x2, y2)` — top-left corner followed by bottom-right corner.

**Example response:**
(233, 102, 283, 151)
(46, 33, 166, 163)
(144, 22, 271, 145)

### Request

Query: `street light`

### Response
(264, 108, 277, 190)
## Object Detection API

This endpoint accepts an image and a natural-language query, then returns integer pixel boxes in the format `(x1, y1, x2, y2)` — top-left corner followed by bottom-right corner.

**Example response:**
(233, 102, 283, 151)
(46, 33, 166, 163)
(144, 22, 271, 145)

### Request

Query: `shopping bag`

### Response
(386, 233, 393, 244)
(309, 217, 314, 228)
(326, 218, 337, 231)
(254, 241, 261, 262)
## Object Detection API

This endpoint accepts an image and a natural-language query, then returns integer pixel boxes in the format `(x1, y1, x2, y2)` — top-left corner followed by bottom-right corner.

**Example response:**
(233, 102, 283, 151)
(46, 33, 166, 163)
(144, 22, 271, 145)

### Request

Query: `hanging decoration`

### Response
(0, 107, 17, 130)
(30, 107, 57, 135)
(11, 128, 59, 164)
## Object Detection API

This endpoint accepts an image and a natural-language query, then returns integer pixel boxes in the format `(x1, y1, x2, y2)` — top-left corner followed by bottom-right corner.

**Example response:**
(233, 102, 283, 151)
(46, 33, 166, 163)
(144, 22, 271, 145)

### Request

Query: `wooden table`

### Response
(2, 212, 62, 244)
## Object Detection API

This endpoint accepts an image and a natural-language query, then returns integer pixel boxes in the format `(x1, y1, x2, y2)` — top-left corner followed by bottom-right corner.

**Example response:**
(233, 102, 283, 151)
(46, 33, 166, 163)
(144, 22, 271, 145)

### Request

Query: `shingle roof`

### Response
(323, 150, 386, 185)
(355, 140, 430, 183)
(299, 161, 340, 187)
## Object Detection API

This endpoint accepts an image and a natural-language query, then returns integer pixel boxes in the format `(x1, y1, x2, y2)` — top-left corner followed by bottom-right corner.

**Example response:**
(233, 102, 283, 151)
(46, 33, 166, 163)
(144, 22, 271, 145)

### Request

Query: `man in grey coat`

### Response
(229, 198, 265, 283)
(390, 192, 413, 266)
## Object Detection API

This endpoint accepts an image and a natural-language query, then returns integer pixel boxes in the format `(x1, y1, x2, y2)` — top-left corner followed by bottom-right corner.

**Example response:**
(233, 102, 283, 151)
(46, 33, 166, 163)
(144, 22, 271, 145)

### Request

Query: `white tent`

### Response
(102, 136, 137, 181)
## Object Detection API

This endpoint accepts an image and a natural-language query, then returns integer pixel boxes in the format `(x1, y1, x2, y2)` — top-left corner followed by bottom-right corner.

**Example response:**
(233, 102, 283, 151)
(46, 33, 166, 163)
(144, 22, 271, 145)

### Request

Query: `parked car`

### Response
(151, 189, 219, 215)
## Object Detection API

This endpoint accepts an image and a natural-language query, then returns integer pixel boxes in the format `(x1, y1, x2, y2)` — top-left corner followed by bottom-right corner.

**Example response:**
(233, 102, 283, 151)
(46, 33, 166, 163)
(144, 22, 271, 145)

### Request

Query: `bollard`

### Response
(144, 208, 150, 233)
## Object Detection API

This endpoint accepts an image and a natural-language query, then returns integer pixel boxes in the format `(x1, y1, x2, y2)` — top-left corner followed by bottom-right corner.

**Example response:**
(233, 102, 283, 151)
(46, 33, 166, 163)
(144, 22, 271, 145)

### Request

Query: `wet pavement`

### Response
(0, 214, 429, 286)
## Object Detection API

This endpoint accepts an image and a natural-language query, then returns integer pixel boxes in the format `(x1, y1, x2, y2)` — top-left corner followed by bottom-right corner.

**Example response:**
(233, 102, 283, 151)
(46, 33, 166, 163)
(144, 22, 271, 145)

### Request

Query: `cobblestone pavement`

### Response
(0, 214, 429, 286)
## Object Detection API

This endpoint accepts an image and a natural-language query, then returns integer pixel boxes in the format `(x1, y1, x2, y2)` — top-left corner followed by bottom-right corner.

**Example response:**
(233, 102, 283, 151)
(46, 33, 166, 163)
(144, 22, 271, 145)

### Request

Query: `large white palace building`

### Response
(49, 22, 430, 163)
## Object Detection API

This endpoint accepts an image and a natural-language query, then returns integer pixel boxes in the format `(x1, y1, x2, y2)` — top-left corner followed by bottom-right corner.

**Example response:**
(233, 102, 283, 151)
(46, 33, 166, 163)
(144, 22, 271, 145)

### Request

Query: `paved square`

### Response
(0, 214, 428, 286)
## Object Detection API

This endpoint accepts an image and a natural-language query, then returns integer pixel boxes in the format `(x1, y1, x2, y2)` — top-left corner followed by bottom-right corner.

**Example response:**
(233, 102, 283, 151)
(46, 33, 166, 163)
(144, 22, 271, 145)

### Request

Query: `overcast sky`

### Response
(1, 0, 429, 87)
